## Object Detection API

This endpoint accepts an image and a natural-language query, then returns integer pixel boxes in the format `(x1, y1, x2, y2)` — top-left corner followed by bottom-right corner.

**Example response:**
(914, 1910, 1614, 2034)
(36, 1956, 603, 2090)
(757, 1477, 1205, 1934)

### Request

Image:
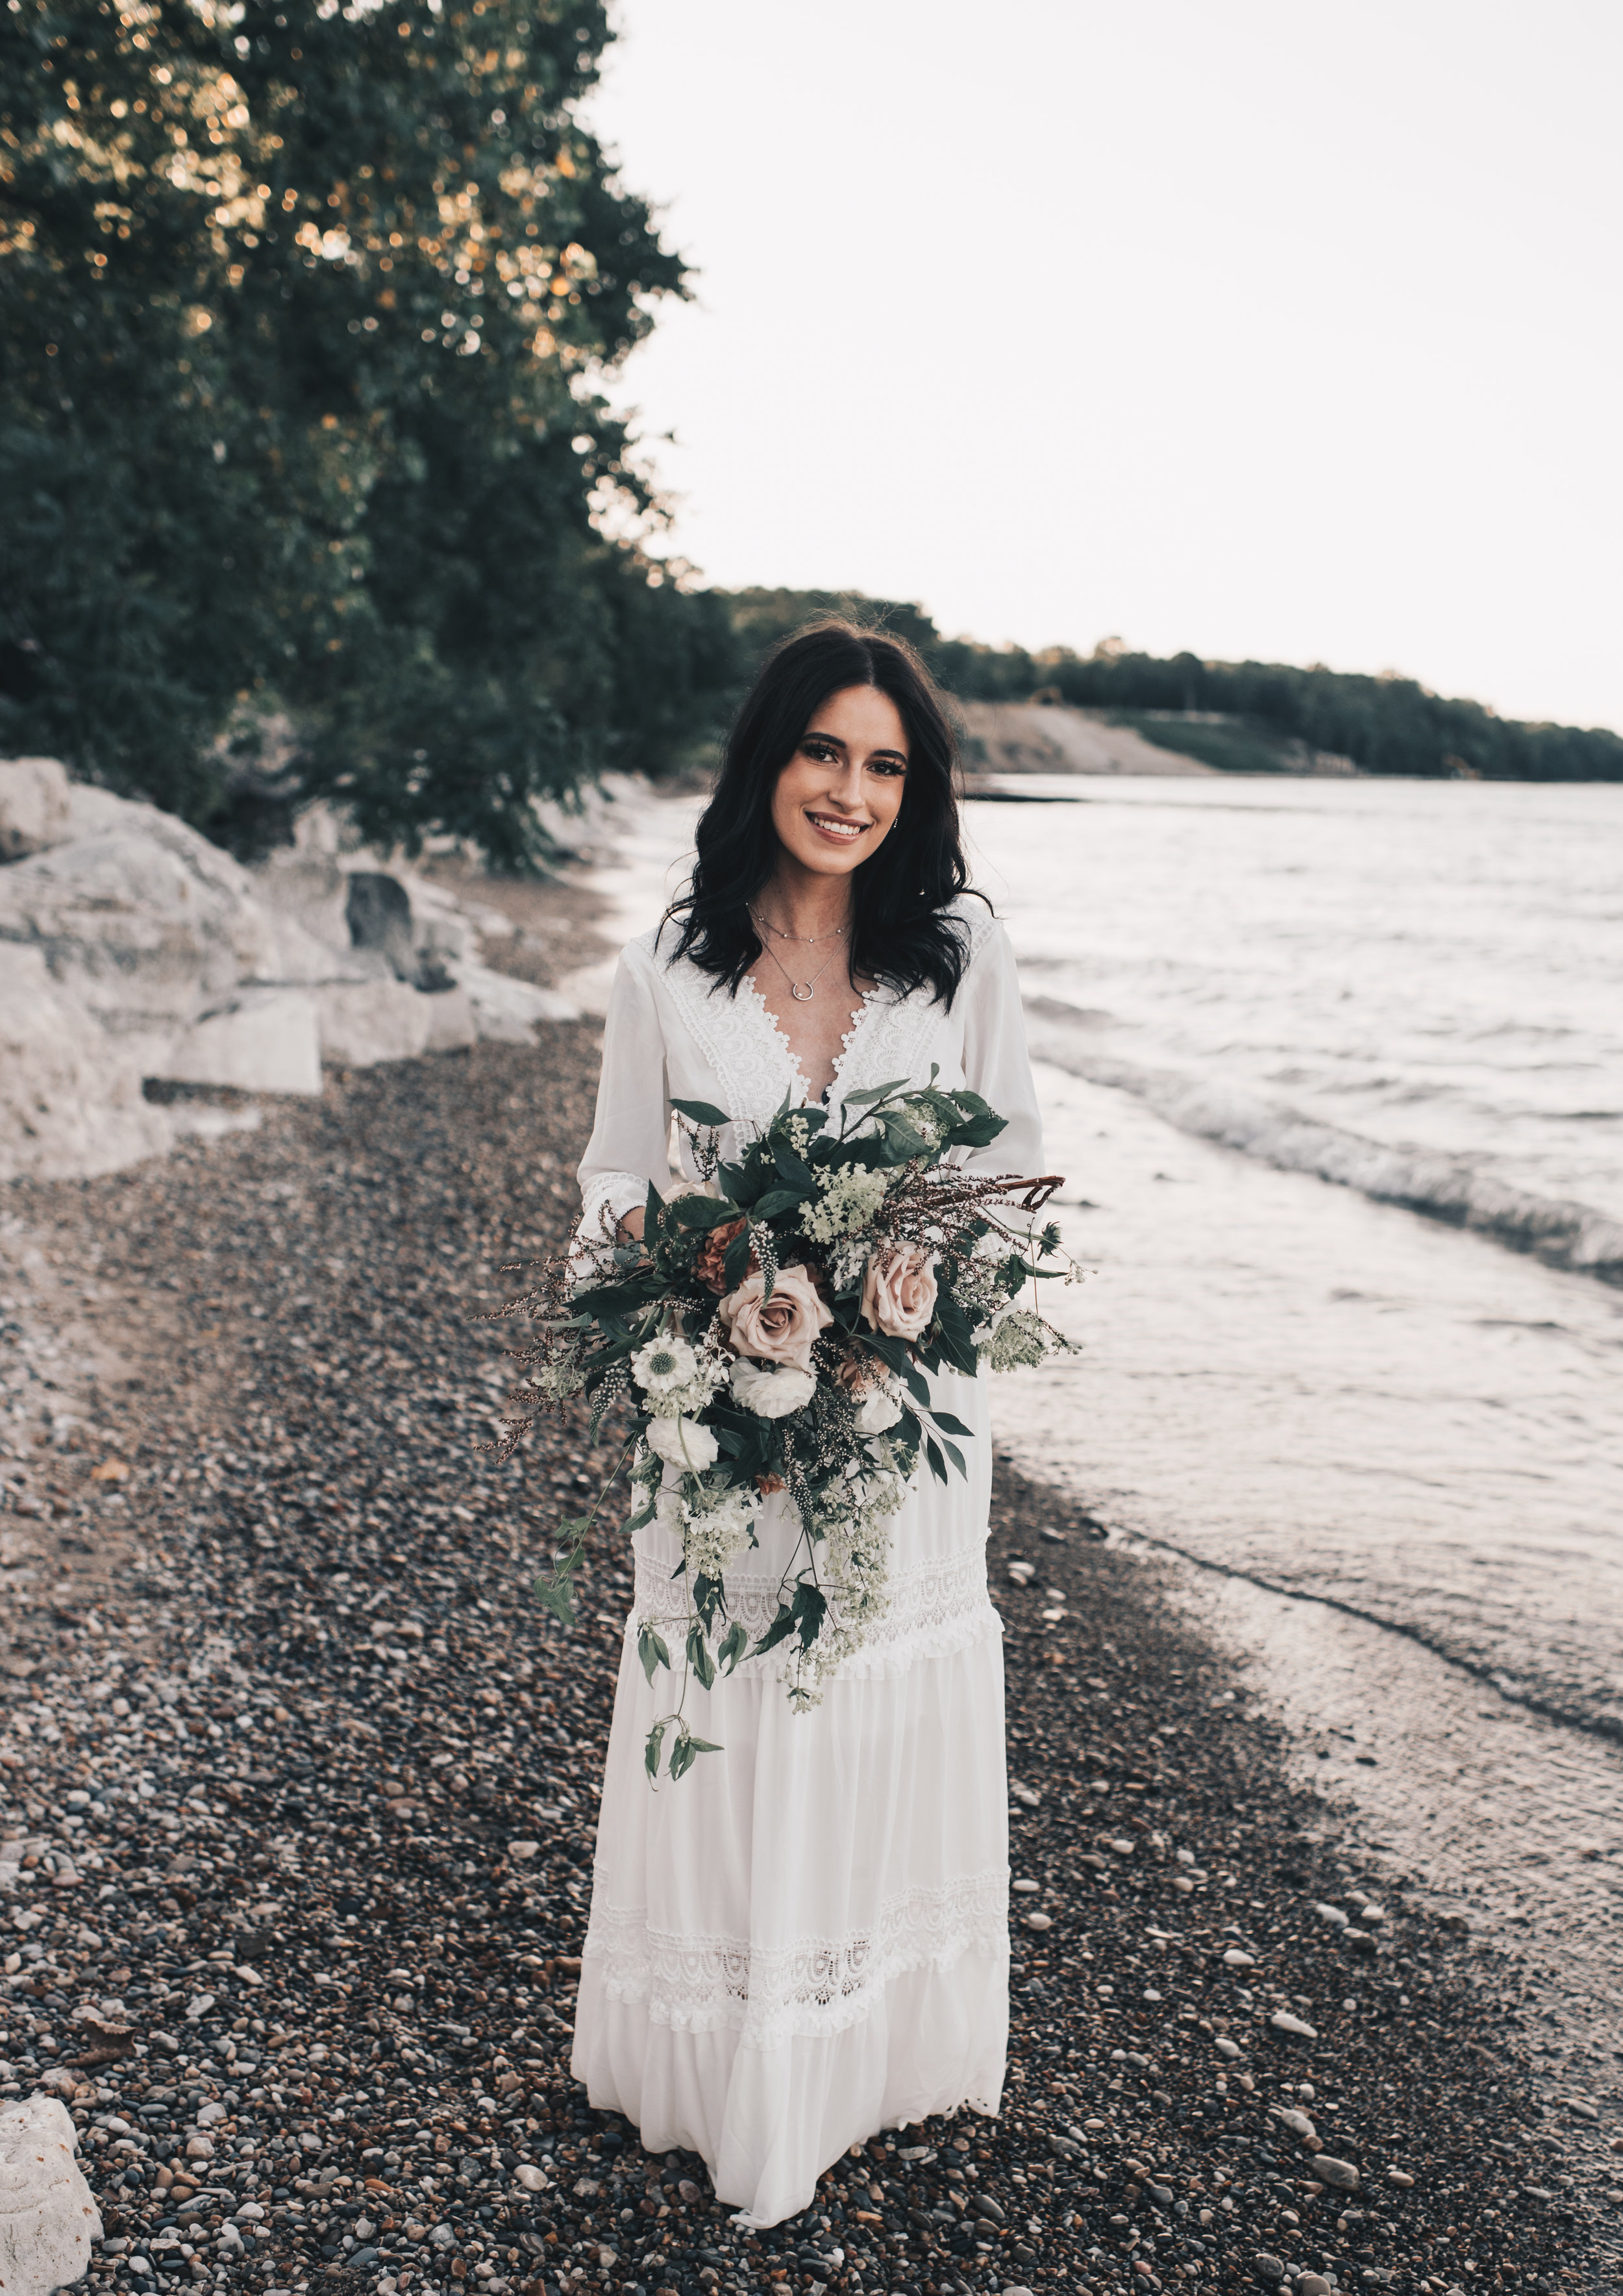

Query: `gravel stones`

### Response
(1311, 2155, 1361, 2192)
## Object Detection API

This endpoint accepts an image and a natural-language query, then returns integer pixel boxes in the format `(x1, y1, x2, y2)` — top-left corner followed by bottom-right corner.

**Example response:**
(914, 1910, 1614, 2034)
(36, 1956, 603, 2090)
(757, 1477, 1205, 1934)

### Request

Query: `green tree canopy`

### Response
(1, 0, 736, 861)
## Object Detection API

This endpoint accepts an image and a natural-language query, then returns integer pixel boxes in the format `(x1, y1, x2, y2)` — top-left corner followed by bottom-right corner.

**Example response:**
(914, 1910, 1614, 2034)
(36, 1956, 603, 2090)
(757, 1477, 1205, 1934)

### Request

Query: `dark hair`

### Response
(667, 619, 984, 1007)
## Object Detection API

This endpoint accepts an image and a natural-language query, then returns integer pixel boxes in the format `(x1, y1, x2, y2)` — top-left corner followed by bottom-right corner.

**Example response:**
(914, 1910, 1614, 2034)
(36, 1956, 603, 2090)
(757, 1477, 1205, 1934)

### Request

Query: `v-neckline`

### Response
(737, 971, 882, 1109)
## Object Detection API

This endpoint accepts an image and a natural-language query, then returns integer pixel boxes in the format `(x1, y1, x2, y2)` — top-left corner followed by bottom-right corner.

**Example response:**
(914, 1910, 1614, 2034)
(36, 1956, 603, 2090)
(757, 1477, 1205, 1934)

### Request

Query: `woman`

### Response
(570, 621, 1044, 2227)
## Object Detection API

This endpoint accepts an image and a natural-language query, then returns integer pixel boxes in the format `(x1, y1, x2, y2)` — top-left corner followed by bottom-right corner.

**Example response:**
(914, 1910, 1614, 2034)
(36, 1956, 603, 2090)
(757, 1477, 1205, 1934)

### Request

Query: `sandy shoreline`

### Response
(0, 853, 1604, 2293)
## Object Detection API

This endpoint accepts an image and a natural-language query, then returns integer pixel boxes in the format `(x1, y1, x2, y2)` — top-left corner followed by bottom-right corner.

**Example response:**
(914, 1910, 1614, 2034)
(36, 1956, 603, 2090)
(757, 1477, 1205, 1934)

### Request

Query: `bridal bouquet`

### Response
(497, 1072, 1076, 1781)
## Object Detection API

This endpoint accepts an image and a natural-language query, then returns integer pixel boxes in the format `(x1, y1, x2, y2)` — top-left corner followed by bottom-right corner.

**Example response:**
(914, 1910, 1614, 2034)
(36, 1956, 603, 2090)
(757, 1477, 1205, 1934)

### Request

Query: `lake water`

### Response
(570, 773, 1623, 2034)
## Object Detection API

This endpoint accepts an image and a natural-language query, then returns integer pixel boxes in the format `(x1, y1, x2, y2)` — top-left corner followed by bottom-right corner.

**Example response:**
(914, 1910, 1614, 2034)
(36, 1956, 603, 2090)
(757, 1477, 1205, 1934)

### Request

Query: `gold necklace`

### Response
(750, 909, 846, 1003)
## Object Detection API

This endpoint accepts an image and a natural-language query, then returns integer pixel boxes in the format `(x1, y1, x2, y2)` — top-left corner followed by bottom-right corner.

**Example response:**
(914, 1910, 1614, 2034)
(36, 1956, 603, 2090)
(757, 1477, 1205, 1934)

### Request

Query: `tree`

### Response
(0, 0, 735, 860)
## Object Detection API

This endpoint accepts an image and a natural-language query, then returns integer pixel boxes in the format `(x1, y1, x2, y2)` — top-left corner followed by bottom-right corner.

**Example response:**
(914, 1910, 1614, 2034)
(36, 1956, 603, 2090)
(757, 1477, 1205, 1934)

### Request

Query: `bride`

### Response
(569, 619, 1045, 2227)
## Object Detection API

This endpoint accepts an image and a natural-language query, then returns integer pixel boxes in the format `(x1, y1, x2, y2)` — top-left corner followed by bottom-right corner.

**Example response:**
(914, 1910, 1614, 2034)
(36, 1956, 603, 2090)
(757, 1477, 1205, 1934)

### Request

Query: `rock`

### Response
(166, 989, 323, 1095)
(1314, 1903, 1349, 1928)
(514, 2164, 548, 2193)
(1024, 1911, 1054, 1931)
(1311, 2155, 1359, 2191)
(1254, 2255, 1286, 2283)
(0, 758, 72, 860)
(1270, 2010, 1318, 2040)
(1270, 2106, 1317, 2142)
(1359, 1902, 1387, 1925)
(1214, 2036, 1242, 2060)
(0, 943, 174, 1183)
(1387, 2167, 1415, 2188)
(1223, 1948, 1256, 1968)
(452, 959, 578, 1043)
(1296, 2277, 1332, 2296)
(1562, 2097, 1600, 2122)
(345, 870, 419, 976)
(0, 2092, 103, 2296)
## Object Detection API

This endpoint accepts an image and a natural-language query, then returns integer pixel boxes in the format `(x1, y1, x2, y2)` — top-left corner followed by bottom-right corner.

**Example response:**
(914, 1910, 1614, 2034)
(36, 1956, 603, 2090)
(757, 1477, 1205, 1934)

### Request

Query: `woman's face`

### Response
(769, 684, 910, 880)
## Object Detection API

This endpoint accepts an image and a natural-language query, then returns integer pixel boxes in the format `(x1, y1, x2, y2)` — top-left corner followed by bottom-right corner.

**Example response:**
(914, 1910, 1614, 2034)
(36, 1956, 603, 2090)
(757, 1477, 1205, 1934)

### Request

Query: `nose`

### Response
(824, 758, 867, 811)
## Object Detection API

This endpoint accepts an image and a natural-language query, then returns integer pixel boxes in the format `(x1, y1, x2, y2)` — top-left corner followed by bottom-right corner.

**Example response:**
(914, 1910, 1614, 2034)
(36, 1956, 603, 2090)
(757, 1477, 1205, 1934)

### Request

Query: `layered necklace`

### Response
(750, 906, 849, 1003)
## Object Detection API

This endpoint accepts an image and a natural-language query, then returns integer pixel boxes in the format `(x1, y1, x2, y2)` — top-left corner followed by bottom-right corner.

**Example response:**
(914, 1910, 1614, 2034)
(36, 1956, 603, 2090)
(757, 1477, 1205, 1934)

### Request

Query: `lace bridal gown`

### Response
(569, 896, 1044, 2227)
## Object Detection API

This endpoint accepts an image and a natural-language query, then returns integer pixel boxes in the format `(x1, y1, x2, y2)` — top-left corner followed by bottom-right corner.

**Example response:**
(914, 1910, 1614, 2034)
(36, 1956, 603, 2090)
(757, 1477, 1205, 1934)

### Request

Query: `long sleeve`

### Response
(576, 944, 671, 1241)
(956, 920, 1045, 1181)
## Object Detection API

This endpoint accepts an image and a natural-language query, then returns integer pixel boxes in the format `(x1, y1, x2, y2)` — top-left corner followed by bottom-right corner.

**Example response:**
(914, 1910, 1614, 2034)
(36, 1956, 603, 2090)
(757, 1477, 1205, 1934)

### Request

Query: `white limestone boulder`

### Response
(313, 978, 468, 1068)
(0, 945, 173, 1185)
(0, 759, 72, 861)
(0, 2092, 103, 2296)
(166, 988, 323, 1096)
(450, 960, 578, 1043)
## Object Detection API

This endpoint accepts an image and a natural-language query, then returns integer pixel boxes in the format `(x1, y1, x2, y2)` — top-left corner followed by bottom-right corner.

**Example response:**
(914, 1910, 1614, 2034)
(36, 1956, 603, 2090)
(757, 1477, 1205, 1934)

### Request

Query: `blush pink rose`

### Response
(717, 1263, 833, 1374)
(860, 1244, 938, 1342)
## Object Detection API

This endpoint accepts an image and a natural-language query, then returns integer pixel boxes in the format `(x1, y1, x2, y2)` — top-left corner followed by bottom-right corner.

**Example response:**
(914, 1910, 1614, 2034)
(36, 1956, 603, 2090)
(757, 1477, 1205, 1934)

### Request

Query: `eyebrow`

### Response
(802, 728, 910, 765)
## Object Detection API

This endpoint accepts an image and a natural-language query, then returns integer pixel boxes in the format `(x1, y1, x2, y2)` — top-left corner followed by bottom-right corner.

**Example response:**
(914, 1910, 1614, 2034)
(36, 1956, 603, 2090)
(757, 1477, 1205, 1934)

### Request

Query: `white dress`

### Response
(569, 896, 1045, 2227)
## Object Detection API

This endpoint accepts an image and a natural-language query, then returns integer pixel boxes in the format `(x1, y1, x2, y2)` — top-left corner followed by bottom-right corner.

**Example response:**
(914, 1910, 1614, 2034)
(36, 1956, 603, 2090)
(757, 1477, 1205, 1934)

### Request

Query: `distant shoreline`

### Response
(960, 700, 1362, 780)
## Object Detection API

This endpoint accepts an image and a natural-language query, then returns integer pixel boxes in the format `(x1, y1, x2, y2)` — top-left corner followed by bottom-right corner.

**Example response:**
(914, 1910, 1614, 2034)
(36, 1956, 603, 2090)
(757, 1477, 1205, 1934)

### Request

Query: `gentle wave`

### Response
(1024, 996, 1623, 1286)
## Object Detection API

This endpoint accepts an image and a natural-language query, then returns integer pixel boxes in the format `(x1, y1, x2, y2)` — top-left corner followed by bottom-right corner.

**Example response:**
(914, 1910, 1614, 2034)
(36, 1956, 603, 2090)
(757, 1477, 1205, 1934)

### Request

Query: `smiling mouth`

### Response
(805, 811, 867, 842)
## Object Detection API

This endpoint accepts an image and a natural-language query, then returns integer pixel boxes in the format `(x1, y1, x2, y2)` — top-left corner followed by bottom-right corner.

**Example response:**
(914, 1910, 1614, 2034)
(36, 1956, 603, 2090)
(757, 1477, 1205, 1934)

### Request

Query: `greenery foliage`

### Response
(0, 0, 736, 861)
(721, 591, 1623, 784)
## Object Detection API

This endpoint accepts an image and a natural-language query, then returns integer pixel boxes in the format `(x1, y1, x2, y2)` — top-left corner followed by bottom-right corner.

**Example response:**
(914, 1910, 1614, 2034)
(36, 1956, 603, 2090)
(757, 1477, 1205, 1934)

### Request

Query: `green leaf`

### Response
(671, 1098, 732, 1129)
(935, 1432, 967, 1476)
(722, 1230, 755, 1290)
(771, 1137, 818, 1191)
(751, 1604, 800, 1659)
(841, 1078, 910, 1107)
(933, 1292, 982, 1377)
(791, 1582, 828, 1651)
(924, 1435, 948, 1485)
(669, 1731, 695, 1781)
(717, 1620, 749, 1675)
(645, 1720, 667, 1779)
(531, 1571, 578, 1625)
(638, 1625, 671, 1683)
(671, 1192, 739, 1229)
(749, 1186, 812, 1220)
(929, 1411, 974, 1438)
(686, 1620, 717, 1690)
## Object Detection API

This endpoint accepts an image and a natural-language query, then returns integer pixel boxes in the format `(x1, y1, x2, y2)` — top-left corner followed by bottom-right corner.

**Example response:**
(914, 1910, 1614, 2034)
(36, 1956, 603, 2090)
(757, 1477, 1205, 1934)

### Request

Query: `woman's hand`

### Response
(617, 1207, 646, 1243)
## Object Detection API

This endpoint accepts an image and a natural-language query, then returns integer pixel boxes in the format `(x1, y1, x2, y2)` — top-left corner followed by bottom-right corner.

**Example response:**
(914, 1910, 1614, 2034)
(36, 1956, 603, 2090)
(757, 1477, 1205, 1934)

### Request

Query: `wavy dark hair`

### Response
(667, 619, 984, 1007)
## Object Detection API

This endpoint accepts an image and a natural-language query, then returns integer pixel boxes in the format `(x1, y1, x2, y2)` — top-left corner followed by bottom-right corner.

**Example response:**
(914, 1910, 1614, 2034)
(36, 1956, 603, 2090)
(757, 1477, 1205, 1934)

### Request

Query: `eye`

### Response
(800, 738, 839, 763)
(868, 756, 907, 778)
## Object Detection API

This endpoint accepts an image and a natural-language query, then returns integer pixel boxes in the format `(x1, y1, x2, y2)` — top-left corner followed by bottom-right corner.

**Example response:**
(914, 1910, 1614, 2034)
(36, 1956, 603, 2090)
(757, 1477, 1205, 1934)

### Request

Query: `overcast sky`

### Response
(586, 2, 1622, 733)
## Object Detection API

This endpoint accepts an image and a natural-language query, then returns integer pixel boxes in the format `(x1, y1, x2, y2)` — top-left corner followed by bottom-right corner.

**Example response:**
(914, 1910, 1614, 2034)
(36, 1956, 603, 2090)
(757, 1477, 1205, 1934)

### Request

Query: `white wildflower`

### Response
(730, 1358, 817, 1420)
(632, 1334, 700, 1396)
(644, 1415, 719, 1471)
(985, 1308, 1050, 1371)
(853, 1383, 902, 1436)
(679, 1479, 762, 1578)
(802, 1163, 891, 1244)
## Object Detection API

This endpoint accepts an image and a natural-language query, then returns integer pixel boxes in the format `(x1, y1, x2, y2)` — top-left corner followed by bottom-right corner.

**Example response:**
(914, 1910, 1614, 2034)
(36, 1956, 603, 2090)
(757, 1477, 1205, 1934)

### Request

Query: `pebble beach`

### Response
(0, 873, 1607, 2296)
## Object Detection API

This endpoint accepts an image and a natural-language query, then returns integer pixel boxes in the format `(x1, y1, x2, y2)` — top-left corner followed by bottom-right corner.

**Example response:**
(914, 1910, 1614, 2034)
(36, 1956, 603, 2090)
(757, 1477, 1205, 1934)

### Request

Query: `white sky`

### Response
(586, 1, 1623, 734)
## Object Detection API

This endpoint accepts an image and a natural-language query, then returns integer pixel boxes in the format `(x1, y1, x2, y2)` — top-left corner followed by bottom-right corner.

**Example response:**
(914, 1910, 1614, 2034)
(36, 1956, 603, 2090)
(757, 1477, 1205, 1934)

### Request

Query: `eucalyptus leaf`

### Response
(671, 1098, 732, 1129)
(638, 1625, 671, 1684)
(645, 1721, 667, 1779)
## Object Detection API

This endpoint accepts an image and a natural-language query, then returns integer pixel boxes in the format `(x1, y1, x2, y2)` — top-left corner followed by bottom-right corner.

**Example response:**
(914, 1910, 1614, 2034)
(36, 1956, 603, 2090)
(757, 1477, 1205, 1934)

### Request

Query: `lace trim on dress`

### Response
(628, 1539, 1002, 1680)
(580, 1169, 648, 1241)
(582, 1866, 1010, 2045)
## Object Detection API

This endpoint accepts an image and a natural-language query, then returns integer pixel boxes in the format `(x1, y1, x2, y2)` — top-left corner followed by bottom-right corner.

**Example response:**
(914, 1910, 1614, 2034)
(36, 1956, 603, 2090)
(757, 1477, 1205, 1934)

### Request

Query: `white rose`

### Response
(730, 1358, 817, 1420)
(854, 1386, 902, 1435)
(644, 1415, 719, 1470)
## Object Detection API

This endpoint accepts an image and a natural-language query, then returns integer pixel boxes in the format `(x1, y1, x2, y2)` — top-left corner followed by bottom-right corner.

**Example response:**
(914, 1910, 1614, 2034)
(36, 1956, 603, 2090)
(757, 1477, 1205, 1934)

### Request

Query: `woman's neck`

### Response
(752, 862, 854, 943)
